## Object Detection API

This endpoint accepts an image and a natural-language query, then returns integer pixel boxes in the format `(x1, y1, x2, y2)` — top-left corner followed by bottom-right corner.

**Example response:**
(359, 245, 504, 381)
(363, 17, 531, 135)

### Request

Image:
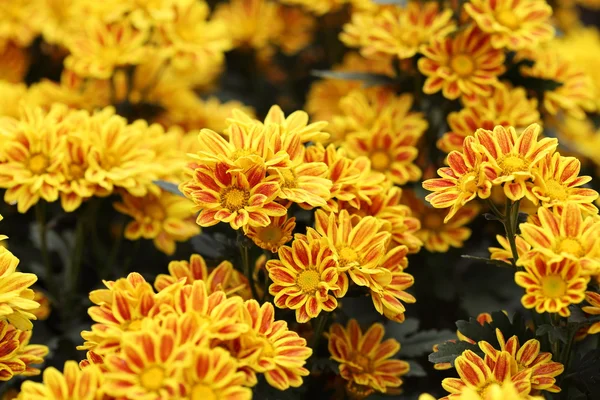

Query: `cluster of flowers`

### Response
(180, 105, 422, 324)
(0, 214, 48, 383)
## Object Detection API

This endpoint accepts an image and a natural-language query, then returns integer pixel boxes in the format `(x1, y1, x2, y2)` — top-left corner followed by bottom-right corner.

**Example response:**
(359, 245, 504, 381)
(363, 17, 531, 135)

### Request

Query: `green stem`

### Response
(310, 312, 330, 351)
(35, 202, 53, 292)
(106, 223, 125, 280)
(558, 327, 577, 386)
(485, 198, 504, 219)
(69, 217, 86, 294)
(240, 242, 259, 301)
(503, 198, 521, 268)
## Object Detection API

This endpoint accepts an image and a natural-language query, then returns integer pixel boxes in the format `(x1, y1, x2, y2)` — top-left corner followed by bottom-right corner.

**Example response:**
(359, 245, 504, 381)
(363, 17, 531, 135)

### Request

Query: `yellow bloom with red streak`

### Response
(114, 189, 200, 255)
(0, 247, 39, 331)
(515, 254, 590, 317)
(328, 319, 409, 393)
(465, 0, 554, 50)
(0, 320, 48, 381)
(245, 215, 295, 253)
(280, 0, 348, 15)
(181, 162, 287, 230)
(527, 152, 599, 214)
(455, 382, 544, 399)
(441, 349, 532, 399)
(343, 2, 454, 60)
(479, 329, 564, 393)
(583, 291, 600, 334)
(267, 232, 339, 323)
(519, 203, 600, 276)
(475, 124, 558, 201)
(0, 41, 30, 83)
(154, 254, 248, 296)
(418, 26, 505, 101)
(18, 361, 104, 400)
(439, 85, 540, 153)
(31, 290, 51, 321)
(489, 234, 531, 264)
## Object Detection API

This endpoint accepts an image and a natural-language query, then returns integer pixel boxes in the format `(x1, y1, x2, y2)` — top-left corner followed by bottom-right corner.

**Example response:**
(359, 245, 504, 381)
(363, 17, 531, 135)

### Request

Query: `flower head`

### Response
(245, 215, 295, 253)
(583, 291, 600, 334)
(0, 247, 39, 330)
(0, 321, 48, 381)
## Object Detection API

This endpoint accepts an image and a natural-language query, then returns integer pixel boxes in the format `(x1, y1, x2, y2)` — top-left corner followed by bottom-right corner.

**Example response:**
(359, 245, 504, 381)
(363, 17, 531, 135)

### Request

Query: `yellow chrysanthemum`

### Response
(18, 361, 104, 400)
(465, 0, 554, 50)
(489, 234, 531, 264)
(0, 81, 27, 118)
(418, 25, 506, 102)
(0, 0, 41, 46)
(114, 189, 200, 255)
(328, 319, 409, 393)
(0, 320, 48, 381)
(245, 215, 295, 253)
(272, 5, 316, 55)
(31, 291, 50, 321)
(0, 41, 29, 83)
(0, 247, 39, 331)
(515, 254, 589, 317)
(583, 291, 600, 334)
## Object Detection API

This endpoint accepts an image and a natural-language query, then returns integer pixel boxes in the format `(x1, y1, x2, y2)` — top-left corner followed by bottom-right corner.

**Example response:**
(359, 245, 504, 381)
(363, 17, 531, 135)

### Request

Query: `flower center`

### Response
(139, 365, 165, 391)
(370, 150, 391, 172)
(339, 247, 360, 270)
(69, 164, 85, 180)
(28, 154, 49, 174)
(544, 179, 568, 201)
(423, 213, 443, 228)
(498, 155, 528, 174)
(279, 169, 298, 189)
(144, 203, 166, 220)
(190, 383, 217, 400)
(541, 275, 567, 298)
(496, 10, 520, 30)
(557, 238, 584, 257)
(296, 269, 320, 294)
(258, 335, 277, 358)
(450, 54, 475, 77)
(220, 186, 249, 212)
(350, 352, 372, 372)
(258, 226, 283, 244)
(231, 148, 256, 161)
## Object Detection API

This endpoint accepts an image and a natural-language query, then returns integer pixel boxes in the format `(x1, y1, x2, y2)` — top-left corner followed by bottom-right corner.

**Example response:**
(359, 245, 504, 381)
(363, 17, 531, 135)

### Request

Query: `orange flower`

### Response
(0, 320, 48, 381)
(266, 232, 339, 323)
(527, 152, 599, 214)
(418, 26, 505, 101)
(465, 0, 554, 50)
(245, 215, 295, 253)
(31, 290, 51, 321)
(235, 300, 311, 390)
(441, 350, 532, 399)
(114, 190, 200, 255)
(515, 254, 590, 317)
(519, 203, 600, 276)
(154, 254, 248, 296)
(423, 137, 496, 222)
(582, 291, 600, 334)
(181, 163, 287, 230)
(479, 329, 564, 393)
(328, 319, 409, 393)
(475, 124, 558, 201)
(439, 85, 540, 153)
(18, 361, 104, 400)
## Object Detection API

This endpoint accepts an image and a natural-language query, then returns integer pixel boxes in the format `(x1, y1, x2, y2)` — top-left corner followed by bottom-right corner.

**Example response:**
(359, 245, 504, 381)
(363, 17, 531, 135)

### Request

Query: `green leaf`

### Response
(405, 360, 427, 377)
(461, 255, 513, 269)
(310, 70, 395, 87)
(565, 349, 600, 398)
(454, 311, 534, 349)
(386, 318, 420, 340)
(399, 329, 455, 357)
(536, 324, 568, 344)
(428, 341, 480, 366)
(154, 180, 185, 197)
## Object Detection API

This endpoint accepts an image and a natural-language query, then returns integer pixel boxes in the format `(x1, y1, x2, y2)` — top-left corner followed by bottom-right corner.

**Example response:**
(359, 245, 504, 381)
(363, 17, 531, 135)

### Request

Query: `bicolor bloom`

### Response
(328, 319, 409, 393)
(475, 124, 558, 201)
(245, 214, 296, 253)
(515, 255, 590, 317)
(582, 291, 600, 335)
(418, 25, 505, 101)
(489, 234, 531, 264)
(0, 320, 48, 381)
(465, 0, 554, 50)
(0, 247, 39, 330)
(267, 232, 339, 323)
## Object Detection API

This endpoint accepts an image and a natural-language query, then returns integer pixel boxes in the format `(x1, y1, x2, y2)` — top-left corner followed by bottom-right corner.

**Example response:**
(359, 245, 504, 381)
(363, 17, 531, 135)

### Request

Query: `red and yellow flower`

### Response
(465, 0, 554, 50)
(328, 319, 409, 393)
(0, 320, 48, 381)
(0, 246, 39, 331)
(583, 291, 600, 335)
(489, 234, 531, 264)
(418, 26, 505, 101)
(266, 232, 339, 323)
(515, 254, 590, 317)
(245, 215, 296, 253)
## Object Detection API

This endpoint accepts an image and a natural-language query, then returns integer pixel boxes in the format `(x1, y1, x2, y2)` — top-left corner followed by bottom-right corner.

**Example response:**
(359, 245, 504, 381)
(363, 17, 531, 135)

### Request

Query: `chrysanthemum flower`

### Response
(182, 347, 251, 400)
(0, 247, 39, 331)
(489, 234, 531, 264)
(367, 245, 415, 323)
(280, 0, 348, 15)
(64, 18, 149, 79)
(423, 137, 496, 222)
(583, 291, 600, 334)
(441, 349, 532, 399)
(439, 85, 540, 153)
(453, 382, 544, 400)
(527, 152, 598, 214)
(245, 215, 295, 253)
(0, 81, 27, 118)
(418, 26, 505, 101)
(31, 290, 50, 321)
(344, 2, 454, 60)
(267, 232, 339, 323)
(271, 5, 316, 55)
(515, 254, 590, 317)
(0, 41, 30, 83)
(480, 329, 564, 393)
(519, 48, 597, 119)
(0, 320, 48, 381)
(475, 124, 558, 201)
(235, 300, 311, 390)
(181, 162, 287, 230)
(114, 190, 200, 255)
(328, 319, 409, 393)
(104, 329, 188, 399)
(519, 203, 600, 276)
(18, 361, 104, 400)
(154, 254, 247, 296)
(465, 0, 553, 50)
(314, 210, 390, 296)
